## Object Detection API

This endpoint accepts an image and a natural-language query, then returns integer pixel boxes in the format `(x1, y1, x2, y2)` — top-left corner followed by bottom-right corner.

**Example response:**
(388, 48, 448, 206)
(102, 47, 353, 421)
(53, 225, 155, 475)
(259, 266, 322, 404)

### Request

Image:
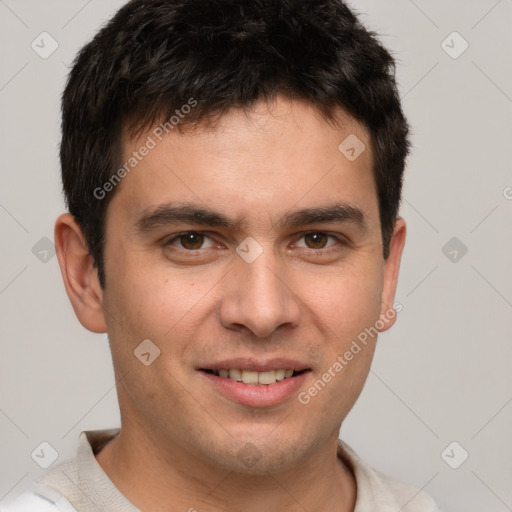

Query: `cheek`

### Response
(101, 264, 202, 405)
(301, 261, 384, 342)
(103, 246, 211, 341)
(300, 271, 382, 420)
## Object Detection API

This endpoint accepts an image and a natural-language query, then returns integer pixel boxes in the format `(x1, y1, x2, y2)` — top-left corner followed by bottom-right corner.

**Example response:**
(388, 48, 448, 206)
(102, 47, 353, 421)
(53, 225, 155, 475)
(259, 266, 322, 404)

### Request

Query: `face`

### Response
(70, 96, 405, 473)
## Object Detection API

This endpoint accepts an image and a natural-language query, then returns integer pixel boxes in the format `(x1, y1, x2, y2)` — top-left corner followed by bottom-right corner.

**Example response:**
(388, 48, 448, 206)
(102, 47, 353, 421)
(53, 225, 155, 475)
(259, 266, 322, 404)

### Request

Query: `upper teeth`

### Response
(217, 369, 294, 385)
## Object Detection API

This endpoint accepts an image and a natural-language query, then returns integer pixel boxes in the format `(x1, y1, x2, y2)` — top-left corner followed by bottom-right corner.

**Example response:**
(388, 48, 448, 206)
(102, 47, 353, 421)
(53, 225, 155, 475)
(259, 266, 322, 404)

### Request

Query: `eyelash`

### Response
(163, 231, 348, 254)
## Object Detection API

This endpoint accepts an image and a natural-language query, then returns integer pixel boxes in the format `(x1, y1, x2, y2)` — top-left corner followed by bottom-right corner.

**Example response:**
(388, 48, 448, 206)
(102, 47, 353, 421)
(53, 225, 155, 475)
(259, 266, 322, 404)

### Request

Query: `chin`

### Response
(199, 434, 313, 475)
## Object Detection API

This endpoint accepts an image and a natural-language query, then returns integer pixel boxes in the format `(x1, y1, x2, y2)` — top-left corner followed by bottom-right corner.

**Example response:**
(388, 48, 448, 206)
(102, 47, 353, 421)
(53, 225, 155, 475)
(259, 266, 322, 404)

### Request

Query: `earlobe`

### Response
(378, 217, 406, 333)
(54, 213, 107, 333)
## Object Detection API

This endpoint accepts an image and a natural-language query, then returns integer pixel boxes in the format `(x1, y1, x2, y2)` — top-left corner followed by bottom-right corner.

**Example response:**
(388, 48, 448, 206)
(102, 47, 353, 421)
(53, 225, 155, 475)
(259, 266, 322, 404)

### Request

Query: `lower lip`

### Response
(200, 371, 310, 407)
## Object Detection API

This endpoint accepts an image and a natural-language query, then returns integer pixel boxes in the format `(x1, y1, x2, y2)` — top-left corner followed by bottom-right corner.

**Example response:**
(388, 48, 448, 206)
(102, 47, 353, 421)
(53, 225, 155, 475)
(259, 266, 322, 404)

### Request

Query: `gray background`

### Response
(1, 1, 511, 510)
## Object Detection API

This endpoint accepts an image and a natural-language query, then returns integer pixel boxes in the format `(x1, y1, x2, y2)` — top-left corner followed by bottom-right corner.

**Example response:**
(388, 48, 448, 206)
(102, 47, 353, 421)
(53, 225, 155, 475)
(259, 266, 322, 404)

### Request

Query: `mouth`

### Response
(198, 364, 311, 407)
(200, 368, 309, 385)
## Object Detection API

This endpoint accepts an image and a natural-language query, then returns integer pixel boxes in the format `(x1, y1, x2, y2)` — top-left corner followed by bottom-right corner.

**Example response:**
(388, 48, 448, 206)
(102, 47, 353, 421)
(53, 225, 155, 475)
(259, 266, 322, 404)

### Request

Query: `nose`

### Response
(218, 250, 301, 338)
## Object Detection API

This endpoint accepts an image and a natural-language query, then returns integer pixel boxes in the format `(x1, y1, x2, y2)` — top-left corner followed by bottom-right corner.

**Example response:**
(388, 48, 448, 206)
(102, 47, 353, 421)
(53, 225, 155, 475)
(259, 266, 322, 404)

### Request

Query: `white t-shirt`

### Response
(1, 429, 441, 512)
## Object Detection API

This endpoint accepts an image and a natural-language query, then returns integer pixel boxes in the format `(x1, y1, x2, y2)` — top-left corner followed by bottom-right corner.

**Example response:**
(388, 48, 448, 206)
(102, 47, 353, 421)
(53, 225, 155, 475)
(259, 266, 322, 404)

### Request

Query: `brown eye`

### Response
(163, 231, 218, 255)
(178, 232, 205, 250)
(304, 232, 329, 249)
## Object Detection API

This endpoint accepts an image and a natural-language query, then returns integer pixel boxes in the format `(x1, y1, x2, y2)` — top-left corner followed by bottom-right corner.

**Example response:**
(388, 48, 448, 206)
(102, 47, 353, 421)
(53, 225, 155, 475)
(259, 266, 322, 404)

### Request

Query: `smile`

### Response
(199, 367, 311, 407)
(202, 368, 306, 385)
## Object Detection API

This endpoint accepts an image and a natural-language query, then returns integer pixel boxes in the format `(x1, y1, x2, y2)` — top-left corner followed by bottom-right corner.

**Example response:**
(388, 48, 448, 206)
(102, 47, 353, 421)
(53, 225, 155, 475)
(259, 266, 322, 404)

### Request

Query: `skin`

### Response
(55, 96, 406, 512)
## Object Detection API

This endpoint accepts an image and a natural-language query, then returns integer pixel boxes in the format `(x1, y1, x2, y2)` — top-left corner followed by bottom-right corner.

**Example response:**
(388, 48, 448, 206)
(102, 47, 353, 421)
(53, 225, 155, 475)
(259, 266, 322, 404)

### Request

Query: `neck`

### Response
(95, 425, 356, 512)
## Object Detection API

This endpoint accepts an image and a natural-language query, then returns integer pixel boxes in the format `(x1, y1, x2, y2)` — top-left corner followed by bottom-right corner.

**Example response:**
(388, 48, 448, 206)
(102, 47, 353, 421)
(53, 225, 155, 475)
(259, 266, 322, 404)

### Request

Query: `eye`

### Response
(164, 231, 216, 251)
(294, 232, 346, 251)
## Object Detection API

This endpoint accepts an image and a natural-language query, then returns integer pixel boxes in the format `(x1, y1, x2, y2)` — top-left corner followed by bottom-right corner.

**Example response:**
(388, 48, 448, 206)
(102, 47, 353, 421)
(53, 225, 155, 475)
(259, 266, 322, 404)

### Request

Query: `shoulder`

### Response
(0, 483, 77, 512)
(367, 466, 441, 512)
(338, 440, 442, 512)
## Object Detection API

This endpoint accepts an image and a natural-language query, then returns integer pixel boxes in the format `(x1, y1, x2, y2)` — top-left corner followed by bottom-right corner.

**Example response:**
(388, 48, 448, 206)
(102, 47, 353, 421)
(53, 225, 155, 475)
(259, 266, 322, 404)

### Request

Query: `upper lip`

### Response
(199, 358, 311, 372)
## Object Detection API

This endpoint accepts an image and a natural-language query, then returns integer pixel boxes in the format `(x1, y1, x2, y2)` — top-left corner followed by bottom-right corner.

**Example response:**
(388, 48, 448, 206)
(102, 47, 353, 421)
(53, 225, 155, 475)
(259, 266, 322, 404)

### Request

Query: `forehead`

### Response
(110, 97, 378, 231)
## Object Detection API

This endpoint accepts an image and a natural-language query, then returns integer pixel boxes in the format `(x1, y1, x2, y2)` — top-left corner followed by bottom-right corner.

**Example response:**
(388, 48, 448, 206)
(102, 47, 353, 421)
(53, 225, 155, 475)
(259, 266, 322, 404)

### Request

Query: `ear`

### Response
(54, 213, 107, 333)
(378, 217, 406, 333)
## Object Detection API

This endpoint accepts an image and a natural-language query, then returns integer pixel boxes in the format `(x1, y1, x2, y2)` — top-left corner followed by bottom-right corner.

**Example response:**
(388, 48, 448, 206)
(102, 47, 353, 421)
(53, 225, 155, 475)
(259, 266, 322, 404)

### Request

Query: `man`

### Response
(2, 0, 441, 510)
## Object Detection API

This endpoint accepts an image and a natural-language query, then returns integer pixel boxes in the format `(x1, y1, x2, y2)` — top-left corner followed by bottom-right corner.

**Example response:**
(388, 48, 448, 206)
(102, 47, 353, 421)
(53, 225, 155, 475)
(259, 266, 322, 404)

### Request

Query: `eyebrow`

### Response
(135, 202, 366, 233)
